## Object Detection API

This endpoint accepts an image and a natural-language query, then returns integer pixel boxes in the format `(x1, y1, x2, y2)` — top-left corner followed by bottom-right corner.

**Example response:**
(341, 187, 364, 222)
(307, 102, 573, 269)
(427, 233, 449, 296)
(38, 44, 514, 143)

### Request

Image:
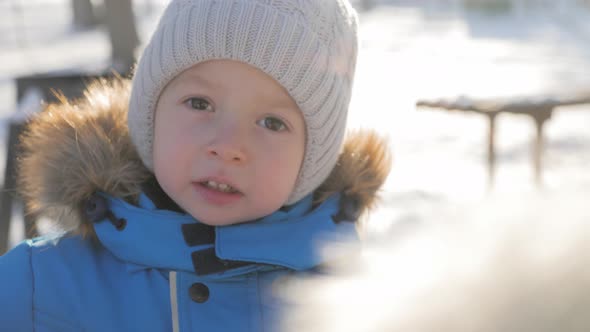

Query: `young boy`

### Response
(0, 0, 390, 331)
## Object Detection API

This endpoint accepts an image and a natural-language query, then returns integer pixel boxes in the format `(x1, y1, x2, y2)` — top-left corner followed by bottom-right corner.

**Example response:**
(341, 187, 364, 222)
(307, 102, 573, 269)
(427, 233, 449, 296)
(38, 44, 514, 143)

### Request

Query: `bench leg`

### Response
(532, 108, 553, 187)
(0, 188, 12, 255)
(487, 113, 497, 190)
(533, 114, 549, 187)
(0, 123, 21, 254)
(0, 122, 37, 254)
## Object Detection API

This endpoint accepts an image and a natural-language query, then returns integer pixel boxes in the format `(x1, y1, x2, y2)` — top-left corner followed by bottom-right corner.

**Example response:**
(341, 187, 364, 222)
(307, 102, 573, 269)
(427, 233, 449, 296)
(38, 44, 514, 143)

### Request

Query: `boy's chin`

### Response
(188, 210, 265, 226)
(195, 217, 251, 226)
(181, 200, 287, 226)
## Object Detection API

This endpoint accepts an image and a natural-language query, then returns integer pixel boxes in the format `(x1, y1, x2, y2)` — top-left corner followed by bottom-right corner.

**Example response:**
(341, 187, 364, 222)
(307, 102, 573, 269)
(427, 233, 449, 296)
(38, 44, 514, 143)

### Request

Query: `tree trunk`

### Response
(103, 0, 139, 74)
(71, 0, 97, 29)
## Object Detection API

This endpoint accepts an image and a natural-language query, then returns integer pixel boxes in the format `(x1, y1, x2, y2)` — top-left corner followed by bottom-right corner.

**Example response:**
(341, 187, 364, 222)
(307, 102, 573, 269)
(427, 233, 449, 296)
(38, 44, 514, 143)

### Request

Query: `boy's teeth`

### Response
(204, 180, 236, 193)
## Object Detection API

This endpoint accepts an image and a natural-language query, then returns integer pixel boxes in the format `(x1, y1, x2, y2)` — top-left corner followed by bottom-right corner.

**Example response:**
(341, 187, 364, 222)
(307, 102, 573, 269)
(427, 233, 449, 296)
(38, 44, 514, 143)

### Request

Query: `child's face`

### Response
(153, 60, 305, 225)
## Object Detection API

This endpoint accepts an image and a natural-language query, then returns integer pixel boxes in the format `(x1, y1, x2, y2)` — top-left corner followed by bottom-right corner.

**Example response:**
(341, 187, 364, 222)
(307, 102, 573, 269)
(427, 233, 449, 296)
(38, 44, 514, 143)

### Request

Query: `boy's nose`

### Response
(205, 126, 248, 164)
(206, 143, 247, 164)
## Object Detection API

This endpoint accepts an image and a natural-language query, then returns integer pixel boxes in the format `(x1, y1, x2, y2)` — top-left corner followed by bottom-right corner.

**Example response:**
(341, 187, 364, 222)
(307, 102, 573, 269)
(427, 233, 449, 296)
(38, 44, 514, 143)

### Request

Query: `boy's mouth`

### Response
(199, 180, 240, 194)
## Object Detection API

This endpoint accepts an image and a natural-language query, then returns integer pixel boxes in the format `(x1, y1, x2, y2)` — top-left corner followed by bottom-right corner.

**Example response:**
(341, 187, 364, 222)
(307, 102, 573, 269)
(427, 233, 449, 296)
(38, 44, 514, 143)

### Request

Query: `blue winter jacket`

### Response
(0, 192, 356, 332)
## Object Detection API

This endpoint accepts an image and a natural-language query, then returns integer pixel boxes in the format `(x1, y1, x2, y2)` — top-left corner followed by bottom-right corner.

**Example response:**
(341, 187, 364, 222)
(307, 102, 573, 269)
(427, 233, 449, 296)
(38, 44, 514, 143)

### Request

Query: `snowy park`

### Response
(1, 0, 590, 245)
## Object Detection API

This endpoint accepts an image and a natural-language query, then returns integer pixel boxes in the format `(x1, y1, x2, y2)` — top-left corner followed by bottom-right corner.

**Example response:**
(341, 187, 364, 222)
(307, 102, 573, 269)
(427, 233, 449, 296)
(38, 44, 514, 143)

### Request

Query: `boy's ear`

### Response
(313, 129, 391, 221)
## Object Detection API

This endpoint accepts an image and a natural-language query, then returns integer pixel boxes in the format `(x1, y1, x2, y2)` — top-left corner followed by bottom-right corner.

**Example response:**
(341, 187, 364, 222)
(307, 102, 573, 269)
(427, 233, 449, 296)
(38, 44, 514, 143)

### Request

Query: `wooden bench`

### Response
(0, 73, 108, 254)
(416, 93, 590, 187)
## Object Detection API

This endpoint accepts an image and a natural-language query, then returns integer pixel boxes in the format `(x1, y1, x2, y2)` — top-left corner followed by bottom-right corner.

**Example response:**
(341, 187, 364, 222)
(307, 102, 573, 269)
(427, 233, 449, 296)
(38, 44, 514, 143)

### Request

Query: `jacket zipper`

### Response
(169, 271, 180, 332)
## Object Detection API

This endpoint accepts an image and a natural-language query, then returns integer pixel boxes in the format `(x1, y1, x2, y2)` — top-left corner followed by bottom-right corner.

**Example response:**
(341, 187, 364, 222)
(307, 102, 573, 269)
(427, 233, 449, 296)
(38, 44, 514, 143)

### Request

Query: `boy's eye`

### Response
(186, 97, 213, 112)
(259, 117, 287, 132)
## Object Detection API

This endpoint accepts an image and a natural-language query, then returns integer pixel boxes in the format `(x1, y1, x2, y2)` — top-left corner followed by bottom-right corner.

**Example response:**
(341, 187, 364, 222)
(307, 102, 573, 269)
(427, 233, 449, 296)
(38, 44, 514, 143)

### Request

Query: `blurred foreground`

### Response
(284, 191, 590, 332)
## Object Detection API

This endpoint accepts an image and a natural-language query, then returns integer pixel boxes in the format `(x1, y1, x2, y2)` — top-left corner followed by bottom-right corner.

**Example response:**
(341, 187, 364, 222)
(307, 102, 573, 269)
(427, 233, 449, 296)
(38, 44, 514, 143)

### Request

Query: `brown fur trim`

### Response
(314, 129, 392, 220)
(17, 78, 151, 237)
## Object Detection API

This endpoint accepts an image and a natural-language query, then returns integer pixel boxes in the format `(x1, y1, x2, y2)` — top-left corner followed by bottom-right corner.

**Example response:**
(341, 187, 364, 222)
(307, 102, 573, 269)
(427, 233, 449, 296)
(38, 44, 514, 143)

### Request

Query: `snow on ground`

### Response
(1, 0, 590, 246)
(346, 1, 590, 233)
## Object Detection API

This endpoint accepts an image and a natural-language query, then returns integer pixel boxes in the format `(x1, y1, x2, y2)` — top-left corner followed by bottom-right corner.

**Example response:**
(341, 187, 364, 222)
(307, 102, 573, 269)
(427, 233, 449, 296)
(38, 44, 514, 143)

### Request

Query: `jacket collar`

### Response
(93, 192, 357, 276)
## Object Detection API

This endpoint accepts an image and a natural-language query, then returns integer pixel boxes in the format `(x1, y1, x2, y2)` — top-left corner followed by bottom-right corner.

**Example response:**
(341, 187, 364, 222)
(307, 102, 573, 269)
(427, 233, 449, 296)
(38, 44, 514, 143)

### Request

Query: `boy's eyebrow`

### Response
(176, 71, 299, 112)
(259, 88, 300, 112)
(269, 98, 300, 113)
(176, 73, 217, 89)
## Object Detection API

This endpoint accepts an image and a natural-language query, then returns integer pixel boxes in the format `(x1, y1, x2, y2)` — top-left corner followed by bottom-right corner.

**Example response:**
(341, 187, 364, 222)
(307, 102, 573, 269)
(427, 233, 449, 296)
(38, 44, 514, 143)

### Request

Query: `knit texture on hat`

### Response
(128, 0, 359, 204)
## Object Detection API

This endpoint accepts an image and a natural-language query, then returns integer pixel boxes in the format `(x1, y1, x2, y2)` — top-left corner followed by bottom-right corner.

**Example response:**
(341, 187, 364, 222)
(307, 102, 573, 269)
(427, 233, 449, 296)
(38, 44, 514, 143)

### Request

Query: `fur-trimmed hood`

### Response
(17, 79, 391, 236)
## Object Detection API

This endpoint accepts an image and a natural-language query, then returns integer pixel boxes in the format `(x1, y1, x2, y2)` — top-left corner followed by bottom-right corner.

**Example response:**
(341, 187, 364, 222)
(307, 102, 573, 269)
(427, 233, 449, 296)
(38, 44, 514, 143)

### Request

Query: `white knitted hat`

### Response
(128, 0, 359, 204)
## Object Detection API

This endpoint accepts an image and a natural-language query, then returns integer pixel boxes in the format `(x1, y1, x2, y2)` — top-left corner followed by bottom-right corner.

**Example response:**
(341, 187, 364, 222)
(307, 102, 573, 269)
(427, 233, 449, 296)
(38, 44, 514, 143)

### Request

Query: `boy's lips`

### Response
(192, 176, 244, 206)
(194, 176, 242, 194)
